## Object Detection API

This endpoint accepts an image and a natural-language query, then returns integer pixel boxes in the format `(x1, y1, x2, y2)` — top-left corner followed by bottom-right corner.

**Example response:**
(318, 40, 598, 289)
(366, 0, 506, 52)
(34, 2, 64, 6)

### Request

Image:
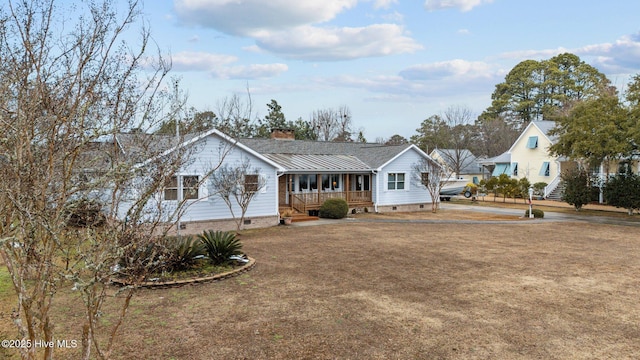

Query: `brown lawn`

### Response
(2, 209, 640, 359)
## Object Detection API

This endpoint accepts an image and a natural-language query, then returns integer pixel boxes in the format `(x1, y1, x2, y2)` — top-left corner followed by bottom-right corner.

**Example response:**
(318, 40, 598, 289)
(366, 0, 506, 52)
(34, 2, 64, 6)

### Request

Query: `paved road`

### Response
(292, 203, 640, 228)
(440, 202, 640, 227)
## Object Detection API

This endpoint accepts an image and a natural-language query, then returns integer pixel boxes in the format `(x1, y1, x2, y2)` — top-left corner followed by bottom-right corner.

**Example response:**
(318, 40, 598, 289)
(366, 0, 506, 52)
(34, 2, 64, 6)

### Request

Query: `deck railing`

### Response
(291, 191, 372, 212)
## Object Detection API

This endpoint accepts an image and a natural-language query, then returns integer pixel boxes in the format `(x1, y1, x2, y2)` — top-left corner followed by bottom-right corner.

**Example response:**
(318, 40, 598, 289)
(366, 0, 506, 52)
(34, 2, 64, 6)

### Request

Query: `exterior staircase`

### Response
(279, 207, 319, 223)
(545, 182, 564, 201)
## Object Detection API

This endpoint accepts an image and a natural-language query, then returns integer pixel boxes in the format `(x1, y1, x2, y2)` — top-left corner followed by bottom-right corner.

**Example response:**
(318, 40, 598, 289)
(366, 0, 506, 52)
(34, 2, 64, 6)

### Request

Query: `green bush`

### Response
(198, 230, 243, 265)
(524, 208, 545, 218)
(163, 236, 206, 271)
(319, 198, 349, 219)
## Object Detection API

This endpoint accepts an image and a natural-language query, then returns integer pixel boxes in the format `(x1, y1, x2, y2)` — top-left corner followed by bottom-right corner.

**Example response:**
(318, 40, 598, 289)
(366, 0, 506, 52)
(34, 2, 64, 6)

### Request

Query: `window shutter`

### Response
(539, 162, 550, 176)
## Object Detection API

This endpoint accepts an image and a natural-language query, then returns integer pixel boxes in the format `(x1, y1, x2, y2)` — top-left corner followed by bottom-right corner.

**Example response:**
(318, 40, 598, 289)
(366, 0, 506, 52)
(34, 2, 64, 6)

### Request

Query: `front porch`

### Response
(278, 173, 374, 214)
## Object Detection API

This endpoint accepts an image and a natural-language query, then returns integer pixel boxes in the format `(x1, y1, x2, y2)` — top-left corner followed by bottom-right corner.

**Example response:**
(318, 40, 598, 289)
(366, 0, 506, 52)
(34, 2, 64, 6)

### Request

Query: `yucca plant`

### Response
(198, 230, 243, 265)
(164, 236, 207, 271)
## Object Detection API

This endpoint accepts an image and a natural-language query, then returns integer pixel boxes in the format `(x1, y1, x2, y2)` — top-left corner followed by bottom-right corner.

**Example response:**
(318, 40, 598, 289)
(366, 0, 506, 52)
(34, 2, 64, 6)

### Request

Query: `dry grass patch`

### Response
(351, 209, 522, 221)
(2, 218, 640, 359)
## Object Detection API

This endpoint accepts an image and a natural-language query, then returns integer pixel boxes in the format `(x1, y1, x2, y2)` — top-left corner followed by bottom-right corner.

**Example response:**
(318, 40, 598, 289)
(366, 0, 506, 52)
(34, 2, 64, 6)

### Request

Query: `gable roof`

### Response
(118, 129, 283, 171)
(508, 120, 557, 153)
(479, 151, 511, 165)
(239, 138, 420, 173)
(430, 149, 483, 174)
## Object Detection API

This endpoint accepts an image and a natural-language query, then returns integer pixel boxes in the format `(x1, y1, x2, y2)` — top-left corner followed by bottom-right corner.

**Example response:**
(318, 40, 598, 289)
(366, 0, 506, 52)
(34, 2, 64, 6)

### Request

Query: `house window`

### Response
(472, 176, 479, 184)
(298, 174, 318, 191)
(527, 136, 538, 149)
(164, 176, 179, 200)
(539, 162, 550, 177)
(387, 173, 405, 190)
(420, 172, 429, 186)
(355, 174, 370, 191)
(182, 176, 199, 199)
(164, 175, 200, 200)
(512, 162, 518, 176)
(244, 174, 260, 193)
(322, 174, 340, 190)
(298, 174, 309, 191)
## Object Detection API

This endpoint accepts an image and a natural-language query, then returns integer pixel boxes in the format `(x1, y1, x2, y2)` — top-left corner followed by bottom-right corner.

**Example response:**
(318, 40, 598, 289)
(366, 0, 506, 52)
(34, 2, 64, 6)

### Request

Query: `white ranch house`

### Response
(116, 128, 440, 233)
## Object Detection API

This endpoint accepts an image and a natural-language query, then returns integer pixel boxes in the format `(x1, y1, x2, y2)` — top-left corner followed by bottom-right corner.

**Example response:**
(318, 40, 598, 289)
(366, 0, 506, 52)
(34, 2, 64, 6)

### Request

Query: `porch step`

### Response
(290, 214, 319, 223)
(279, 207, 319, 223)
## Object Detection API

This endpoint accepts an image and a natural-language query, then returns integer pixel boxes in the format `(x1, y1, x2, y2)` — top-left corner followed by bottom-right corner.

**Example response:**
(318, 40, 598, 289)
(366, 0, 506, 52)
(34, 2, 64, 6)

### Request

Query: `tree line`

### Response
(156, 96, 366, 142)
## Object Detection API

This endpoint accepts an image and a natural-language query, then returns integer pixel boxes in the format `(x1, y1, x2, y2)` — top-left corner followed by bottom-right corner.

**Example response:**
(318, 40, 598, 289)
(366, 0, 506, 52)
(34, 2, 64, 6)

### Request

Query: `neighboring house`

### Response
(103, 128, 439, 233)
(481, 121, 570, 198)
(477, 120, 640, 201)
(429, 148, 487, 184)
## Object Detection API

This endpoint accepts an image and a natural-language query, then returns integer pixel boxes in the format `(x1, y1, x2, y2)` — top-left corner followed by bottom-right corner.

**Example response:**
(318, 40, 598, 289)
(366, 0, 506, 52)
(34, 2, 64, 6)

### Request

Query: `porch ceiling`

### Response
(263, 153, 371, 173)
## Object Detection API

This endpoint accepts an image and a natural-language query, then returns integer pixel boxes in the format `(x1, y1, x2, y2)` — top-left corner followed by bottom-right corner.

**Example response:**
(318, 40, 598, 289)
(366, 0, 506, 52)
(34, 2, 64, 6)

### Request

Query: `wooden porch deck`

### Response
(289, 191, 373, 213)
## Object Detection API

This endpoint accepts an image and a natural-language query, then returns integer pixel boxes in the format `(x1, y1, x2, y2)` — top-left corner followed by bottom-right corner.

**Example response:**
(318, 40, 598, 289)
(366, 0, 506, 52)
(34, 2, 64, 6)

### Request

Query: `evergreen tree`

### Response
(561, 168, 593, 211)
(603, 164, 640, 215)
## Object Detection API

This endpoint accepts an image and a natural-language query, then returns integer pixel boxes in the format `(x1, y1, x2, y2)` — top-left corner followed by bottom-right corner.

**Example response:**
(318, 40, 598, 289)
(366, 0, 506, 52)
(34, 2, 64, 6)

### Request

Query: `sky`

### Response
(125, 0, 640, 140)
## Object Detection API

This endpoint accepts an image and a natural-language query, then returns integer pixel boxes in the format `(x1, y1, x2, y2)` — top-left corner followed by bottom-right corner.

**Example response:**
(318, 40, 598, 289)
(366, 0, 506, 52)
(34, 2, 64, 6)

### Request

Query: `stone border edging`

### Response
(111, 257, 256, 289)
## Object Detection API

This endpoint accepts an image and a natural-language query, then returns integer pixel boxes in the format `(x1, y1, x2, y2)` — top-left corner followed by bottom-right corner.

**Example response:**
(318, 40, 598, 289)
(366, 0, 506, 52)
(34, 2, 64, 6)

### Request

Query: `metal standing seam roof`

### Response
(261, 153, 371, 173)
(239, 138, 413, 172)
(111, 133, 418, 172)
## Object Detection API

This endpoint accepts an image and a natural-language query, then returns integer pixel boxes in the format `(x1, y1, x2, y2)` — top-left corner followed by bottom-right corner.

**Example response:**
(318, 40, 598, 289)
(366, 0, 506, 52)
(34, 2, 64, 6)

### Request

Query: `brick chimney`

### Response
(270, 128, 295, 140)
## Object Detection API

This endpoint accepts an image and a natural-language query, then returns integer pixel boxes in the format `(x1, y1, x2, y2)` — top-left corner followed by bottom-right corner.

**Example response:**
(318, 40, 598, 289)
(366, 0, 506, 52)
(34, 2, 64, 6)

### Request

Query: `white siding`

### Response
(174, 135, 278, 222)
(121, 134, 279, 224)
(376, 149, 432, 206)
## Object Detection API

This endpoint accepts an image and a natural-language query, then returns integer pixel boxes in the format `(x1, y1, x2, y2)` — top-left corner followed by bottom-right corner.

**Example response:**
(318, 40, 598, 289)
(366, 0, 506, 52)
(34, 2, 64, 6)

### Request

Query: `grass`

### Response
(1, 205, 640, 359)
(0, 266, 12, 296)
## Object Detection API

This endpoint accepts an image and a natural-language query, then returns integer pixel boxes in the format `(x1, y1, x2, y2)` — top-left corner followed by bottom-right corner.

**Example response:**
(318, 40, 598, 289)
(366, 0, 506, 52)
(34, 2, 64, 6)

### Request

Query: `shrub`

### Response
(163, 236, 206, 271)
(319, 198, 349, 219)
(532, 182, 547, 197)
(198, 230, 243, 265)
(603, 165, 640, 215)
(524, 209, 545, 218)
(117, 240, 166, 277)
(65, 198, 106, 227)
(561, 169, 591, 211)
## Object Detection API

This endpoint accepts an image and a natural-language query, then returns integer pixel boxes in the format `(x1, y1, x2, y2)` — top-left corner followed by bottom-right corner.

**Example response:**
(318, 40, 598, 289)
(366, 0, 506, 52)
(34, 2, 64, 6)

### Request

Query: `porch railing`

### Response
(291, 191, 372, 212)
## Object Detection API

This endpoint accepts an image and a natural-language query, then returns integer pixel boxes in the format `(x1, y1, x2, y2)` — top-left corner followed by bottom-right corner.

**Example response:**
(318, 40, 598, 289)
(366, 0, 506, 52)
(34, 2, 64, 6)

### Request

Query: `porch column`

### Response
(289, 175, 293, 206)
(317, 174, 321, 204)
(345, 174, 350, 203)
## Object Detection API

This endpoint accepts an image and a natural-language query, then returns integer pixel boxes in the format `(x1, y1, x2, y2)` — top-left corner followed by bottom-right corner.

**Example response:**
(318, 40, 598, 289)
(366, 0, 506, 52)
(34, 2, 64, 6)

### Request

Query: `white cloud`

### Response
(316, 59, 501, 101)
(497, 32, 640, 76)
(173, 0, 420, 62)
(254, 24, 423, 61)
(399, 59, 495, 80)
(174, 0, 358, 36)
(170, 51, 288, 79)
(380, 11, 404, 22)
(371, 0, 399, 9)
(171, 51, 237, 71)
(218, 63, 289, 80)
(424, 0, 493, 12)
